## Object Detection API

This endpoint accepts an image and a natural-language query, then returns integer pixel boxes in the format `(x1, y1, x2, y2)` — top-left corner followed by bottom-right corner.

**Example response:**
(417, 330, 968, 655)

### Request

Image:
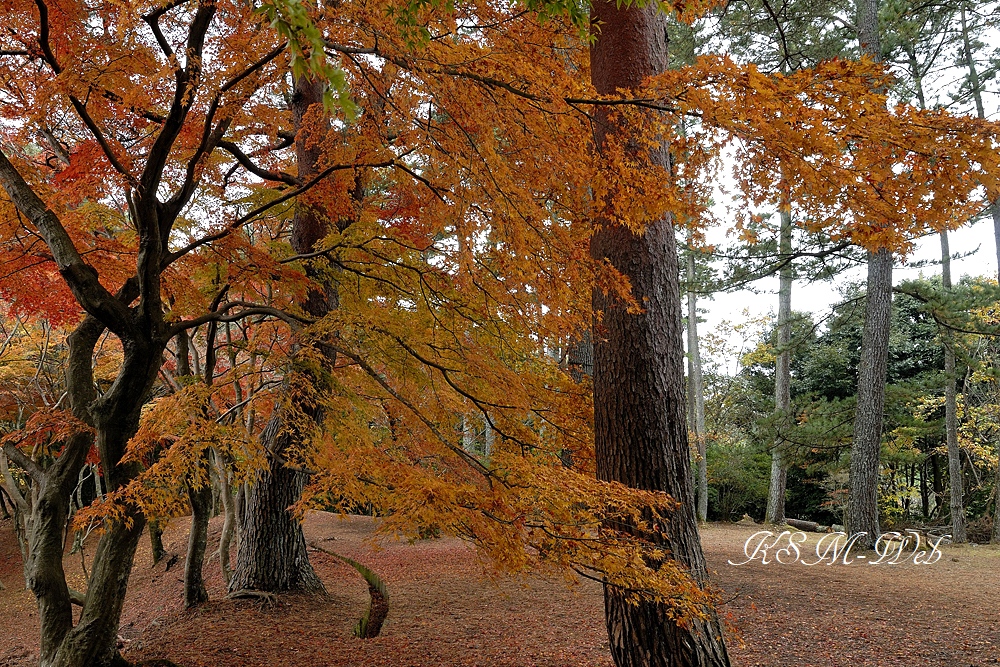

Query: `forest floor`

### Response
(1, 515, 999, 667)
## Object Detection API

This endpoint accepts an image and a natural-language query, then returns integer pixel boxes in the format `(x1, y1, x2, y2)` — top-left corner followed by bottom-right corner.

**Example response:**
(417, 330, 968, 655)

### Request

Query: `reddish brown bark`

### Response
(589, 2, 731, 665)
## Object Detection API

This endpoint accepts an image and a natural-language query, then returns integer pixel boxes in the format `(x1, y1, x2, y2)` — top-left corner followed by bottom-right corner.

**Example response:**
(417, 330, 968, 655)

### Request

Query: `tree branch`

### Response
(2, 442, 44, 483)
(138, 0, 216, 203)
(332, 344, 498, 486)
(0, 148, 132, 335)
(33, 0, 137, 184)
(141, 0, 188, 59)
(163, 156, 401, 267)
(167, 302, 310, 337)
(165, 42, 289, 221)
(217, 140, 301, 186)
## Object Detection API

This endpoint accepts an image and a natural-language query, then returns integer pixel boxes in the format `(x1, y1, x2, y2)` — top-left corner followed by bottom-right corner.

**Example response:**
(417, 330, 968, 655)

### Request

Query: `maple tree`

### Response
(1, 1, 999, 667)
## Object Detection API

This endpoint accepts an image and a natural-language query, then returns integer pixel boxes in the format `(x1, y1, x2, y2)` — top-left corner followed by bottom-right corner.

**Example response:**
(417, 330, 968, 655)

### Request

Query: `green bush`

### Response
(706, 438, 770, 521)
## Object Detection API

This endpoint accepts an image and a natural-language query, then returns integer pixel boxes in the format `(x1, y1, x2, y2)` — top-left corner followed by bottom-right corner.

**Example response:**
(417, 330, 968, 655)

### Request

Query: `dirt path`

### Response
(705, 523, 1000, 666)
(2, 516, 998, 666)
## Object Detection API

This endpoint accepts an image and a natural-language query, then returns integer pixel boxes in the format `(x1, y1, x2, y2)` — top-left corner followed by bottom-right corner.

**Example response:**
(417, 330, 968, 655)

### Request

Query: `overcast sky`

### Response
(695, 18, 1000, 369)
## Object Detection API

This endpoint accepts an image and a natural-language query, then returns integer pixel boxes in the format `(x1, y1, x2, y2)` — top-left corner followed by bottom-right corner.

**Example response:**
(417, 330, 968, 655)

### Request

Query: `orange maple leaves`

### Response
(1, 0, 998, 626)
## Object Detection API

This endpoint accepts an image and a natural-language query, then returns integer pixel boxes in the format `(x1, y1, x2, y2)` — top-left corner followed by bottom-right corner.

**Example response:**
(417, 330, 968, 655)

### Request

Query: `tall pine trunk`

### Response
(960, 2, 1000, 544)
(846, 0, 888, 549)
(940, 231, 967, 542)
(685, 245, 708, 523)
(766, 208, 792, 525)
(590, 2, 730, 664)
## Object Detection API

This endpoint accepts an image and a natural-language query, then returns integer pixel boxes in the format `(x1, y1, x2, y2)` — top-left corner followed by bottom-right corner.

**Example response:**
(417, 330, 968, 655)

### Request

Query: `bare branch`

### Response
(165, 42, 289, 219)
(142, 0, 188, 59)
(332, 345, 498, 486)
(167, 302, 310, 337)
(34, 0, 60, 73)
(138, 0, 217, 202)
(217, 140, 301, 186)
(33, 0, 137, 183)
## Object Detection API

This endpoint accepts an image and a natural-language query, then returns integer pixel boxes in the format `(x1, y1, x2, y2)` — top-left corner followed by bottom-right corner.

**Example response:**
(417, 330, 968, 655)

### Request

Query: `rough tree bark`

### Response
(148, 521, 166, 567)
(847, 248, 891, 547)
(590, 2, 731, 665)
(766, 207, 792, 525)
(229, 75, 331, 594)
(229, 417, 325, 593)
(846, 0, 888, 549)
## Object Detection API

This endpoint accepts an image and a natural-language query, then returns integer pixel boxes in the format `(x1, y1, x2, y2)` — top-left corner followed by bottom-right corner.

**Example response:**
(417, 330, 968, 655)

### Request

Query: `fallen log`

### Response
(785, 518, 820, 532)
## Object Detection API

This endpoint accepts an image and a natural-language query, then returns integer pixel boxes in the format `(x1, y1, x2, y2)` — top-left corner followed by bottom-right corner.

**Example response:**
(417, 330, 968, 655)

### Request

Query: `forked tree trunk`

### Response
(846, 0, 888, 550)
(766, 207, 793, 525)
(49, 333, 162, 667)
(52, 519, 146, 667)
(590, 2, 731, 665)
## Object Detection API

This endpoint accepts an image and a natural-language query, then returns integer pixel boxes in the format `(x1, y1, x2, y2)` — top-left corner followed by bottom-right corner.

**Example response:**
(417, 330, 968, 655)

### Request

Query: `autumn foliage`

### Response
(1, 0, 999, 659)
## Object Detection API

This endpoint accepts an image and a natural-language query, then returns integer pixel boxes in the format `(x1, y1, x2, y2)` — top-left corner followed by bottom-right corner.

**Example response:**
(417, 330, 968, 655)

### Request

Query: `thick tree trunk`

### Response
(766, 208, 793, 525)
(184, 477, 213, 607)
(685, 246, 708, 523)
(36, 319, 163, 667)
(590, 2, 730, 665)
(229, 414, 325, 593)
(847, 248, 891, 547)
(846, 0, 887, 550)
(940, 230, 967, 542)
(51, 519, 145, 667)
(29, 447, 82, 665)
(229, 76, 334, 595)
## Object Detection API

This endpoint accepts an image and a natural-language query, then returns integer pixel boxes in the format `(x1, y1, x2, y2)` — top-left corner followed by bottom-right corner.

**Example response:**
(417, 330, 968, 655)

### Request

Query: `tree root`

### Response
(227, 589, 278, 607)
(309, 542, 389, 638)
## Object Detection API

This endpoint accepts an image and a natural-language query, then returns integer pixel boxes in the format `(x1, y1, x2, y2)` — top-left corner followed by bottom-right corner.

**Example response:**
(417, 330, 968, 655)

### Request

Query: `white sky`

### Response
(696, 14, 1000, 364)
(699, 219, 998, 356)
